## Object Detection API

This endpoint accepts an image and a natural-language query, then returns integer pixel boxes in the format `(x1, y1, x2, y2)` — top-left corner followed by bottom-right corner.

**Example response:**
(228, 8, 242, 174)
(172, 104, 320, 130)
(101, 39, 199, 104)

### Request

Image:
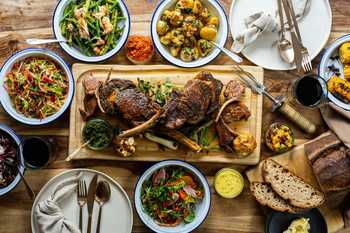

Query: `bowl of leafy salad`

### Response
(53, 0, 130, 62)
(134, 160, 211, 233)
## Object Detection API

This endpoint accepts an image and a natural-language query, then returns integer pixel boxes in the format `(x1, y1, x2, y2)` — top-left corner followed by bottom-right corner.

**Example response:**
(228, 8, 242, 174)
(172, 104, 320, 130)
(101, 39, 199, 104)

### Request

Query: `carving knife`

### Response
(234, 65, 317, 134)
(87, 174, 98, 233)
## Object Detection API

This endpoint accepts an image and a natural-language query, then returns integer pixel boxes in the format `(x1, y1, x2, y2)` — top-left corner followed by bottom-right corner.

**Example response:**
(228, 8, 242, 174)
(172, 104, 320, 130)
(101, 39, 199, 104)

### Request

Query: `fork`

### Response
(77, 179, 87, 232)
(285, 0, 312, 73)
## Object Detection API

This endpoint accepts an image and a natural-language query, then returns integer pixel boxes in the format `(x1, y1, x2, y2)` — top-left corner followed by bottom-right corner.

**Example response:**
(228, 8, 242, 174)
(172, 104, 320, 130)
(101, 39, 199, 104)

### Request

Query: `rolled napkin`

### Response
(34, 172, 83, 233)
(320, 102, 350, 148)
(232, 0, 312, 53)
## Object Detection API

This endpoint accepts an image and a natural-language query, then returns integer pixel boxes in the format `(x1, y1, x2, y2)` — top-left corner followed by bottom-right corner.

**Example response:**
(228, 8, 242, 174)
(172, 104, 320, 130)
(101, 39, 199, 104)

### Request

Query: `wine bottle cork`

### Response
(278, 102, 317, 134)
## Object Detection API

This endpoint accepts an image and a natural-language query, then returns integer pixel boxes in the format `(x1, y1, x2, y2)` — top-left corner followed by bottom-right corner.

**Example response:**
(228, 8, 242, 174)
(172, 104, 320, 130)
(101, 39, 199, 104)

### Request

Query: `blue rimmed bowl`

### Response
(0, 48, 74, 125)
(52, 0, 130, 63)
(151, 0, 229, 68)
(0, 124, 24, 197)
(318, 34, 350, 110)
(134, 160, 211, 233)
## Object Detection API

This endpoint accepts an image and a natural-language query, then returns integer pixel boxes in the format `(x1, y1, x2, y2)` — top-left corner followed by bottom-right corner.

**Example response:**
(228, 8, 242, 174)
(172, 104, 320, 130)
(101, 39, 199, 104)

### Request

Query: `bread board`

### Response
(246, 144, 345, 233)
(69, 64, 264, 165)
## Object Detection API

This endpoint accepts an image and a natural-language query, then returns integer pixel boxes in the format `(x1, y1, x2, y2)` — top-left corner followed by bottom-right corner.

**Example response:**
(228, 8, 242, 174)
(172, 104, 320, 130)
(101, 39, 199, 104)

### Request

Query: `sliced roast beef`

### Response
(216, 120, 234, 153)
(221, 103, 251, 123)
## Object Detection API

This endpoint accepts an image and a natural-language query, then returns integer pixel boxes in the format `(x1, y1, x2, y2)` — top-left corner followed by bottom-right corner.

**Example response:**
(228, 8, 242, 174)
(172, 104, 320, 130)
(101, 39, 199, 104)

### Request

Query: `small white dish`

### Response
(31, 169, 133, 233)
(229, 0, 332, 70)
(52, 0, 130, 63)
(151, 0, 229, 68)
(319, 34, 350, 111)
(134, 160, 211, 233)
(0, 48, 74, 125)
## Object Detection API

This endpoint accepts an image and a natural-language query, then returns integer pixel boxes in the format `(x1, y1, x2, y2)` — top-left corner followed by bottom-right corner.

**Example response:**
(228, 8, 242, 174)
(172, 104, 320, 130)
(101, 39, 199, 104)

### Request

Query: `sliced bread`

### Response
(250, 182, 299, 213)
(262, 159, 325, 209)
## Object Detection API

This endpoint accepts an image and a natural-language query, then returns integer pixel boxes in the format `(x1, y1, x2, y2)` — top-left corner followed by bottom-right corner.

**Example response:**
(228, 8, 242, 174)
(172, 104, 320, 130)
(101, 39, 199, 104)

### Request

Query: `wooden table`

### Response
(0, 0, 349, 232)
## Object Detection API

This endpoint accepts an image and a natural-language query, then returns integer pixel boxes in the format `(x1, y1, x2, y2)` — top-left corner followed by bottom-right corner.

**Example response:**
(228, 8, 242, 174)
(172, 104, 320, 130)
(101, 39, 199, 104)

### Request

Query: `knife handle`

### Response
(278, 102, 317, 134)
(87, 213, 93, 233)
(79, 206, 83, 232)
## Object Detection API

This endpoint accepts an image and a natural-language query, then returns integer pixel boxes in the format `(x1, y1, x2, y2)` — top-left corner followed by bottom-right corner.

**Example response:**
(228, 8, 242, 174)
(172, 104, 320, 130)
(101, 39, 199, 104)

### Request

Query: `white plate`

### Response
(31, 169, 133, 233)
(319, 34, 350, 110)
(229, 0, 332, 70)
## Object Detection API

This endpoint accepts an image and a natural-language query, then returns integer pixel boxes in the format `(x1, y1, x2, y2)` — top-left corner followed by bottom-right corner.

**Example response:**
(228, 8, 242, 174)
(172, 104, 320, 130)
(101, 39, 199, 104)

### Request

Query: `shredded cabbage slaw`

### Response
(4, 57, 69, 119)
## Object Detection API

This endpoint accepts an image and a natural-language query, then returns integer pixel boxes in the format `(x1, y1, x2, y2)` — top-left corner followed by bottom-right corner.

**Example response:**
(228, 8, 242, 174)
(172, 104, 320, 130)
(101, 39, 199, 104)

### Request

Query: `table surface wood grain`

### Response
(0, 0, 350, 232)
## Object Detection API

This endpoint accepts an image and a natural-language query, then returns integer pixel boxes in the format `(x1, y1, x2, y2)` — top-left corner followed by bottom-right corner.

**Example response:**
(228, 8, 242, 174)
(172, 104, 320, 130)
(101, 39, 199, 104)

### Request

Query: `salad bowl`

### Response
(52, 0, 130, 63)
(0, 48, 74, 125)
(151, 0, 229, 68)
(0, 124, 24, 197)
(134, 160, 211, 233)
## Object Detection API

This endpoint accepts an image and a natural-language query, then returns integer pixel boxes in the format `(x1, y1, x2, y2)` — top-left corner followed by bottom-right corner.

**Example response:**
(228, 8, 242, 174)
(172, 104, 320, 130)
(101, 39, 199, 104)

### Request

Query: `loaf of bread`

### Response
(262, 159, 325, 209)
(305, 131, 350, 208)
(250, 182, 300, 213)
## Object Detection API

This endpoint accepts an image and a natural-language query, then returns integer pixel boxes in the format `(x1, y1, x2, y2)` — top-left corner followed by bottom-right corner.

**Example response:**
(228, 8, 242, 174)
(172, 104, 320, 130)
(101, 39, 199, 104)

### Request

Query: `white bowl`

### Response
(0, 48, 74, 125)
(151, 0, 229, 68)
(134, 160, 211, 233)
(0, 124, 24, 197)
(318, 34, 350, 111)
(53, 0, 131, 63)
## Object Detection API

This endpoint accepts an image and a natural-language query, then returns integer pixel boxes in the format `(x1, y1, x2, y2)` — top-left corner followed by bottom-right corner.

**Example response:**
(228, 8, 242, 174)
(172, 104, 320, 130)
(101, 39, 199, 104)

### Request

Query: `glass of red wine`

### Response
(291, 75, 328, 108)
(22, 137, 56, 169)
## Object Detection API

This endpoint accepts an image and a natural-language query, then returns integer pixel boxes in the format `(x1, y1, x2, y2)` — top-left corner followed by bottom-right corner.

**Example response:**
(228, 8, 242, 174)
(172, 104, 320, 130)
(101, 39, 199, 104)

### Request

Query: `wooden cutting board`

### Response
(246, 144, 345, 233)
(69, 64, 264, 165)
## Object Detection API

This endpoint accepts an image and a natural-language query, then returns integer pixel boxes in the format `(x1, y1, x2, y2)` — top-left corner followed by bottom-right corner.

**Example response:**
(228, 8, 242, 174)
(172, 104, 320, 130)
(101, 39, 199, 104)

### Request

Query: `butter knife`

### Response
(87, 174, 98, 233)
(285, 0, 302, 42)
(281, 0, 303, 73)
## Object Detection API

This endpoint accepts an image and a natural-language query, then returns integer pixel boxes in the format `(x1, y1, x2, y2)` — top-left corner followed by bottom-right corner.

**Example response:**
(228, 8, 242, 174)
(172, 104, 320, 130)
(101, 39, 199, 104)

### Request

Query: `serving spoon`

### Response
(277, 0, 294, 64)
(4, 159, 35, 200)
(26, 38, 67, 45)
(210, 41, 243, 64)
(95, 180, 111, 233)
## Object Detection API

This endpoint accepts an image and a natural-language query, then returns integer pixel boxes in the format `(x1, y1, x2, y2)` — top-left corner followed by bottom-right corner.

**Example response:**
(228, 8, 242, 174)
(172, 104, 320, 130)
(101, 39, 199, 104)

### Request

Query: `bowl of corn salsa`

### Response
(265, 123, 294, 154)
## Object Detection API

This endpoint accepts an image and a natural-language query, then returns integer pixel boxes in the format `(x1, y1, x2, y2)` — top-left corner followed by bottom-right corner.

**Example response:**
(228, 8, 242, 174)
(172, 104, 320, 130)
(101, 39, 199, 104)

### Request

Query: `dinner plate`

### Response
(31, 169, 133, 233)
(229, 0, 332, 70)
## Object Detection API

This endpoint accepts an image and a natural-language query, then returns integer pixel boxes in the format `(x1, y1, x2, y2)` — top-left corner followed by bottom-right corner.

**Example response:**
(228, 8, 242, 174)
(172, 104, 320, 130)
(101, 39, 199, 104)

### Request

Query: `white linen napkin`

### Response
(34, 172, 83, 233)
(231, 0, 312, 53)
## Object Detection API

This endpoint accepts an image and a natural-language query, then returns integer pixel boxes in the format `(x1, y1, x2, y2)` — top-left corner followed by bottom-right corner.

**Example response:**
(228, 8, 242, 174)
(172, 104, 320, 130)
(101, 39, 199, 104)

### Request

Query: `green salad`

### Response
(60, 0, 125, 56)
(141, 166, 203, 227)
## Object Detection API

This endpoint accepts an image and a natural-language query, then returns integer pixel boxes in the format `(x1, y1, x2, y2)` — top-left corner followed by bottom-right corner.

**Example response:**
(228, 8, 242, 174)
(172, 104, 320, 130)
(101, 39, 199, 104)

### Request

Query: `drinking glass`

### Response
(22, 137, 56, 169)
(289, 74, 328, 108)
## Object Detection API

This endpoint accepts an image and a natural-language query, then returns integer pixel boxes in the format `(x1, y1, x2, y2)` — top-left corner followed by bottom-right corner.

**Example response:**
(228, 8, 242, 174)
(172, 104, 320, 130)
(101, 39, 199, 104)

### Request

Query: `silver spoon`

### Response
(210, 41, 243, 64)
(26, 38, 67, 45)
(95, 180, 111, 233)
(277, 0, 294, 64)
(4, 159, 35, 200)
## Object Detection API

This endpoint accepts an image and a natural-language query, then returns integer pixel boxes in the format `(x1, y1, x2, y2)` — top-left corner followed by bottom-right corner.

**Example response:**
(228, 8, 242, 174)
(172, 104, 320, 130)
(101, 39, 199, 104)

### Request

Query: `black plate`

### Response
(266, 209, 327, 233)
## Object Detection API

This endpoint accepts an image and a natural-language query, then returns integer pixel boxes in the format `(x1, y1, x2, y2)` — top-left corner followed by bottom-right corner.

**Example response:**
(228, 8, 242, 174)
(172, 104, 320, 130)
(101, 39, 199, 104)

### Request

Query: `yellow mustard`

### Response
(214, 168, 244, 198)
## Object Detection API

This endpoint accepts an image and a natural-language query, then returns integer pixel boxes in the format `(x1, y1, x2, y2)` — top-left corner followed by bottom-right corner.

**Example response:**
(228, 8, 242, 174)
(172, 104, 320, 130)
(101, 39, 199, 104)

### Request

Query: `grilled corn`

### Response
(339, 42, 350, 64)
(328, 76, 350, 102)
(344, 64, 350, 81)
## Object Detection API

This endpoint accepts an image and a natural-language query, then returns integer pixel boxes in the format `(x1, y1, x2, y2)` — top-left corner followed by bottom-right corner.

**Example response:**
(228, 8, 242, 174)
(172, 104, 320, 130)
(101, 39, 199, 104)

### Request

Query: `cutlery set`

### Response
(77, 175, 111, 233)
(277, 0, 312, 74)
